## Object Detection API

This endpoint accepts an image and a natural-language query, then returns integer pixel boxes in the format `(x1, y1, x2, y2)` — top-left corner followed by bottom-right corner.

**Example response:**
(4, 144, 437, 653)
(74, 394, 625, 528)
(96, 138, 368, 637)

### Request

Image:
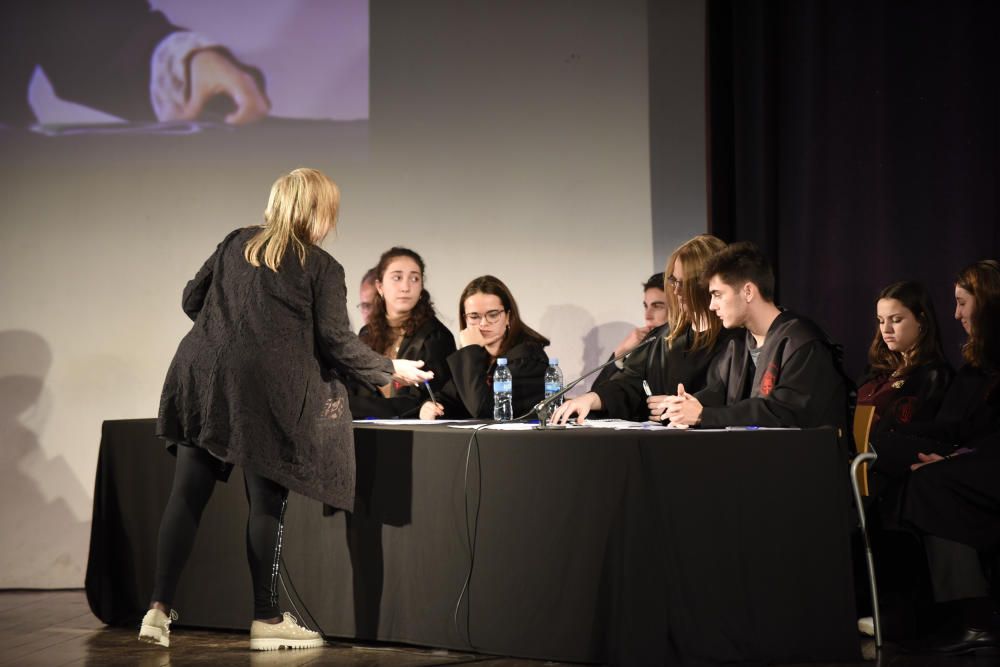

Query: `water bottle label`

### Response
(544, 382, 561, 394)
(493, 380, 512, 393)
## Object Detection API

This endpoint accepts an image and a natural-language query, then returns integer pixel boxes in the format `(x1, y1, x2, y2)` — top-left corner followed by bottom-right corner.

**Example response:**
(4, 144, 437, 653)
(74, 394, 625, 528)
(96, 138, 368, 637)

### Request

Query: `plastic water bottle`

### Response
(493, 357, 513, 422)
(544, 358, 564, 409)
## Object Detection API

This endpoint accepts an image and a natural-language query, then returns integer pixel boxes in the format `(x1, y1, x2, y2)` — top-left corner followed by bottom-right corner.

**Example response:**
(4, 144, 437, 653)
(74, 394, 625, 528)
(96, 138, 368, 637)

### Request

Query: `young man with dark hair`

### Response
(589, 272, 669, 391)
(659, 242, 848, 431)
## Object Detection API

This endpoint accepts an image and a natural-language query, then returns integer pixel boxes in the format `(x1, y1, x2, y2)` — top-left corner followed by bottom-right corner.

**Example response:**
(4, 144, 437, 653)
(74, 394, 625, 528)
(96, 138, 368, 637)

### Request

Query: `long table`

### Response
(85, 419, 860, 665)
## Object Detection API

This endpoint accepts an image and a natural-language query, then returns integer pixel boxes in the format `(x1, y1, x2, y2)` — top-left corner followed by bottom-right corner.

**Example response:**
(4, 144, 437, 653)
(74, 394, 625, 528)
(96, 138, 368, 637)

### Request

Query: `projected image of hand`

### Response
(175, 49, 271, 125)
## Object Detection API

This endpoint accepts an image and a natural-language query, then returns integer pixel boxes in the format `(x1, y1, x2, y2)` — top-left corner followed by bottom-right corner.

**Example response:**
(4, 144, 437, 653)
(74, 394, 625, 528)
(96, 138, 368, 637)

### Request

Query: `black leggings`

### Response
(151, 445, 289, 619)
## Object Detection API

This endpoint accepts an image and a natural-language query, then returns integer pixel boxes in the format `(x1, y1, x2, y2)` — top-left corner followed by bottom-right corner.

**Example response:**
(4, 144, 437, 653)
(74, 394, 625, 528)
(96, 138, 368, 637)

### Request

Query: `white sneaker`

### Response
(857, 616, 875, 637)
(249, 612, 325, 651)
(138, 608, 178, 647)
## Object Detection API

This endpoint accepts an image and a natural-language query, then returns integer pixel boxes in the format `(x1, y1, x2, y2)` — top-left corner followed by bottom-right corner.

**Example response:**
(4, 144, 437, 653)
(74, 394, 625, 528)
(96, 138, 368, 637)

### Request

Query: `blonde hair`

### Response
(244, 168, 340, 271)
(666, 234, 727, 351)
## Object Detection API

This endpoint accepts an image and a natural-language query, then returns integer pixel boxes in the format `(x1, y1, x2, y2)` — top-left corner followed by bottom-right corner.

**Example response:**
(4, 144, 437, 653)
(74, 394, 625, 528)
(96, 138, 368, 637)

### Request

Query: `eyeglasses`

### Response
(465, 309, 506, 325)
(666, 275, 684, 291)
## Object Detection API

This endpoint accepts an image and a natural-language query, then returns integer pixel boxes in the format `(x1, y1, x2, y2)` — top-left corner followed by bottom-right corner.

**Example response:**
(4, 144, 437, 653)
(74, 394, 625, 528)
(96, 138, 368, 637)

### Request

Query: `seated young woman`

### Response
(550, 234, 740, 424)
(348, 247, 456, 418)
(856, 281, 953, 439)
(419, 275, 549, 420)
(871, 260, 1000, 480)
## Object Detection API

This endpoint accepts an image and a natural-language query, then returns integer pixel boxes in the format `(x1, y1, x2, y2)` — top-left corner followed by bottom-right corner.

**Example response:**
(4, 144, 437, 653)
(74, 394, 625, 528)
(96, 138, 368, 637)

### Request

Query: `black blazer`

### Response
(348, 317, 456, 418)
(593, 324, 740, 421)
(695, 311, 849, 431)
(436, 336, 548, 419)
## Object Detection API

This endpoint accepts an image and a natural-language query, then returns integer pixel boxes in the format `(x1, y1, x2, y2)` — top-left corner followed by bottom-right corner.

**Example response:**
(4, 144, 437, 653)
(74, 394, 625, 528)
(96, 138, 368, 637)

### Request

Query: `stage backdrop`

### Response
(0, 0, 707, 588)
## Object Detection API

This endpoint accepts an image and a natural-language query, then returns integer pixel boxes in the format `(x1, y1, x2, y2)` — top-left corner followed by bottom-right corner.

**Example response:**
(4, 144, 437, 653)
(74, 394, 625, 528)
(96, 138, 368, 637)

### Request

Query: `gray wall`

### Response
(0, 0, 705, 587)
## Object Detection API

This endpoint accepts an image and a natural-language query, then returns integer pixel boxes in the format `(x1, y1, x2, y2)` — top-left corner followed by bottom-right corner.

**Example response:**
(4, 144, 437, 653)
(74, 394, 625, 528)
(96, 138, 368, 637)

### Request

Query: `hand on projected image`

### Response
(174, 49, 271, 125)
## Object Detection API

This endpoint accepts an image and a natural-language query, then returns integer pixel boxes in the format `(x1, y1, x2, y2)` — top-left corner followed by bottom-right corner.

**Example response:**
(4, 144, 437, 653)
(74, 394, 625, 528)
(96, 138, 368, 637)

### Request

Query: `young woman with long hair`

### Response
(873, 260, 1000, 479)
(419, 275, 549, 419)
(856, 281, 953, 438)
(549, 234, 739, 424)
(348, 247, 456, 418)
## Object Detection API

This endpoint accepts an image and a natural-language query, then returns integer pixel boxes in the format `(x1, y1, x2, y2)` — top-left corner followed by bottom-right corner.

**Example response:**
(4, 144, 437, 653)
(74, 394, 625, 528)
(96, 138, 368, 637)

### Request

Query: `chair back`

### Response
(852, 404, 876, 495)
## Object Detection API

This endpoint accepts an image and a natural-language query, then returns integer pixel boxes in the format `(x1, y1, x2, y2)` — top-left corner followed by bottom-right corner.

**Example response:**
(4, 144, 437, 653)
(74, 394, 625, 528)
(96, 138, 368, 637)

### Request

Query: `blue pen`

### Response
(423, 381, 438, 406)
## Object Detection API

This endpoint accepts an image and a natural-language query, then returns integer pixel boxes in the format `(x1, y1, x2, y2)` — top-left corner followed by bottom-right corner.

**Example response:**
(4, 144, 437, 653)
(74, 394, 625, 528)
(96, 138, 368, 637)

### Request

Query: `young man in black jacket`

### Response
(658, 242, 848, 432)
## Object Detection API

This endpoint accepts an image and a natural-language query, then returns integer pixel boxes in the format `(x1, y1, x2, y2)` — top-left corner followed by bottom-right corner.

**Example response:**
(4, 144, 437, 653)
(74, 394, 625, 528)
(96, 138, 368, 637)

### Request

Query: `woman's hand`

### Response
(419, 401, 444, 420)
(646, 394, 671, 421)
(910, 452, 946, 471)
(459, 327, 487, 349)
(391, 359, 433, 386)
(549, 392, 601, 425)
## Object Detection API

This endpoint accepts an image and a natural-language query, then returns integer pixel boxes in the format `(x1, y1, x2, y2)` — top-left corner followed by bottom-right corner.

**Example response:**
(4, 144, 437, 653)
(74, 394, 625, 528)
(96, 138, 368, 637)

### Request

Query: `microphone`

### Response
(517, 333, 659, 429)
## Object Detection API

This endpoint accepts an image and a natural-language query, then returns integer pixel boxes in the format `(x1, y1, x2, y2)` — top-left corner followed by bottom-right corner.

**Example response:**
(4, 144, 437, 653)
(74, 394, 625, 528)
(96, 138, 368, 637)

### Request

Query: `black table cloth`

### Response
(85, 419, 860, 665)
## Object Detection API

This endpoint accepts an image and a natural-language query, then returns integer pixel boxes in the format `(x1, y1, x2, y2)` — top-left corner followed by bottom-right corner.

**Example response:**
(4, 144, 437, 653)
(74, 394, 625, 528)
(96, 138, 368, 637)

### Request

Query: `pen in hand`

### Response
(423, 381, 438, 406)
(642, 380, 653, 397)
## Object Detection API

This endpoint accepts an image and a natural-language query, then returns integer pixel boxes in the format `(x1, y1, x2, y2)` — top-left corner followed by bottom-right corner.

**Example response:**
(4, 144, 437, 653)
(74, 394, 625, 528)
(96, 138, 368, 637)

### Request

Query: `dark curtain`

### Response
(706, 0, 1000, 378)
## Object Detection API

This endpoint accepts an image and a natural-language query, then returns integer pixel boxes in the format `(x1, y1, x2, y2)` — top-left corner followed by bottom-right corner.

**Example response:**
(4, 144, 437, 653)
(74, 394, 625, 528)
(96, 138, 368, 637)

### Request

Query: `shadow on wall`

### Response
(538, 305, 634, 395)
(0, 330, 91, 587)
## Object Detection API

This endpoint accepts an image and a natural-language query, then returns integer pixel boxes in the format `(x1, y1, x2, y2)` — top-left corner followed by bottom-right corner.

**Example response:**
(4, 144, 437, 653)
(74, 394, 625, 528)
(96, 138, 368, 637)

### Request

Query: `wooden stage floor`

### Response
(0, 590, 985, 666)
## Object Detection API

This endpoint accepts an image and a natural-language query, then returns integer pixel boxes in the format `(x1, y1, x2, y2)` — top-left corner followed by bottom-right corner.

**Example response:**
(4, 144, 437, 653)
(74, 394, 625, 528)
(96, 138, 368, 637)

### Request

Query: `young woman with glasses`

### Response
(348, 247, 456, 418)
(419, 275, 549, 419)
(549, 234, 739, 424)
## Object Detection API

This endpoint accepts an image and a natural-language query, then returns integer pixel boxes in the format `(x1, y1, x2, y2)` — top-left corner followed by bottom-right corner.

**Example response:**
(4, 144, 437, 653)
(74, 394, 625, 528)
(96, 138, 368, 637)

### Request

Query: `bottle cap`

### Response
(549, 358, 559, 365)
(497, 358, 508, 365)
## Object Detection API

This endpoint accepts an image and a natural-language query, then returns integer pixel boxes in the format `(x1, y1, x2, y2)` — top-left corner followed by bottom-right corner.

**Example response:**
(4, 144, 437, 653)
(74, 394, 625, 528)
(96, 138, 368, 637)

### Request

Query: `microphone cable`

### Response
(453, 423, 488, 650)
(279, 554, 327, 636)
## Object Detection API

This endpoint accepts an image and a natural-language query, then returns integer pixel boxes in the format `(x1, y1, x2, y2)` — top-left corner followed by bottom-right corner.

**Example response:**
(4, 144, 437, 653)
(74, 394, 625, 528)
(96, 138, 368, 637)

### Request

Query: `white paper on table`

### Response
(444, 419, 672, 431)
(353, 419, 475, 425)
(447, 423, 538, 430)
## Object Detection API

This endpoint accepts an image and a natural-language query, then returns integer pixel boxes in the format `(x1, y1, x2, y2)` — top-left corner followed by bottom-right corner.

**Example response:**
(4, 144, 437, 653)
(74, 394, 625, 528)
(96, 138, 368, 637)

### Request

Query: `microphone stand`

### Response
(519, 334, 659, 430)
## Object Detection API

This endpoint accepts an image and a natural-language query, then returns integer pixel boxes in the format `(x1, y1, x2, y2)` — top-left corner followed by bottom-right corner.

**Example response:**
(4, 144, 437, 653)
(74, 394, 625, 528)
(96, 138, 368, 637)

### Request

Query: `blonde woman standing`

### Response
(142, 168, 431, 651)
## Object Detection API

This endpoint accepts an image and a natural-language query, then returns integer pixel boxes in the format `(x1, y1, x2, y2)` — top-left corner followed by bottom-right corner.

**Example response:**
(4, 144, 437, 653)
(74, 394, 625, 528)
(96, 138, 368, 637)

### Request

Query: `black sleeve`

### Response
(181, 254, 214, 321)
(907, 364, 955, 426)
(592, 356, 651, 421)
(439, 345, 493, 418)
(181, 230, 240, 320)
(694, 339, 737, 409)
(313, 257, 393, 387)
(508, 342, 549, 418)
(411, 323, 458, 395)
(350, 323, 457, 419)
(439, 341, 548, 419)
(699, 340, 844, 428)
(894, 367, 998, 444)
(589, 354, 623, 392)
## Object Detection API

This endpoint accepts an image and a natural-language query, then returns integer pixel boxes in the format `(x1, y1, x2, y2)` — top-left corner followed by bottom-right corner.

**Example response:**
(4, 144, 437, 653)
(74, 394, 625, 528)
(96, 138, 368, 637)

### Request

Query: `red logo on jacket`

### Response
(895, 397, 915, 424)
(760, 362, 779, 396)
